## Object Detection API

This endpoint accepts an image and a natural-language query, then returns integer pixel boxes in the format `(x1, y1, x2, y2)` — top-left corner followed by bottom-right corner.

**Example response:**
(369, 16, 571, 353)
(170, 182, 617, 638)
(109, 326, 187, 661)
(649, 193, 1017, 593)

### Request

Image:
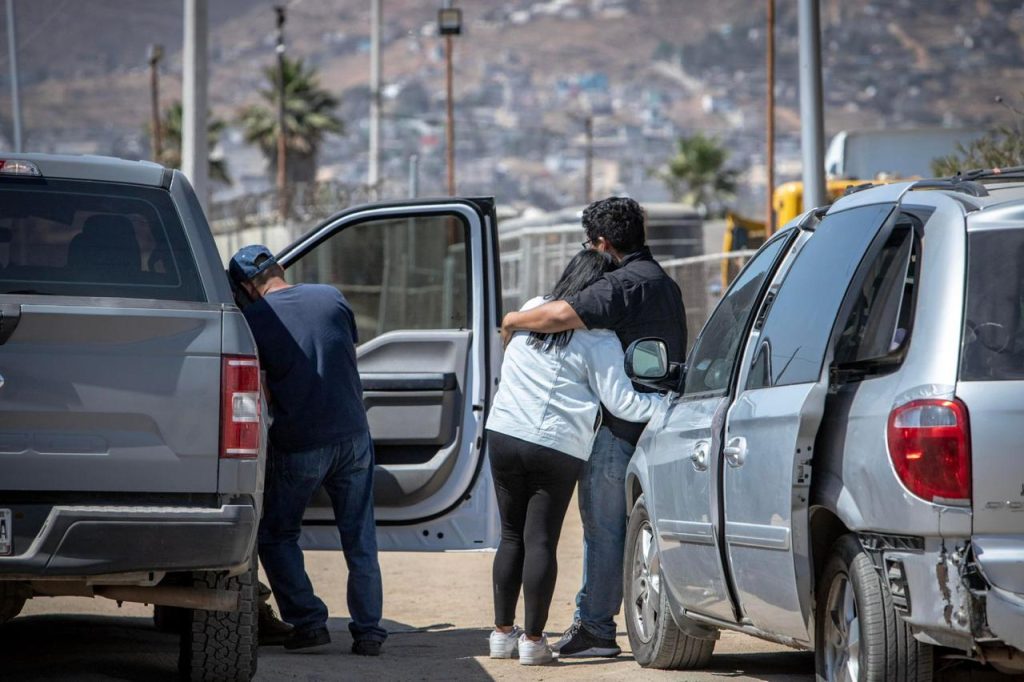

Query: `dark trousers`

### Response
(488, 430, 583, 637)
(257, 430, 387, 642)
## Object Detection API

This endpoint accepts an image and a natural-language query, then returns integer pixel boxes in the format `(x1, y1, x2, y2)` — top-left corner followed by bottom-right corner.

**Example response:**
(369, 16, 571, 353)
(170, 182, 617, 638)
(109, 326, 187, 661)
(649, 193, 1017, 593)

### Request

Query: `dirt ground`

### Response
(0, 495, 998, 681)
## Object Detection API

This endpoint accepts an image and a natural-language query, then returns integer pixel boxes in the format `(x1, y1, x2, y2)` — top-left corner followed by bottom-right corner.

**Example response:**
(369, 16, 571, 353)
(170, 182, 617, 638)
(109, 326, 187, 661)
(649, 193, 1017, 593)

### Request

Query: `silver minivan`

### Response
(622, 173, 1024, 679)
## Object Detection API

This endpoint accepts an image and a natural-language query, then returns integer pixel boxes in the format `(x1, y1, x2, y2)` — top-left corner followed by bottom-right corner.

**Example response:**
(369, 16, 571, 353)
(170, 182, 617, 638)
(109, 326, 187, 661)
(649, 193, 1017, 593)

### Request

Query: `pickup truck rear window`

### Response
(0, 178, 204, 301)
(961, 229, 1024, 381)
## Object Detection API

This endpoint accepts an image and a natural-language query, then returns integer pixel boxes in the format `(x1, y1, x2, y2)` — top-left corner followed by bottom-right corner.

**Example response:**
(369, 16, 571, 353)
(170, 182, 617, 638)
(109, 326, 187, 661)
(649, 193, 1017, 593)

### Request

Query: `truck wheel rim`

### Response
(630, 520, 661, 643)
(823, 572, 860, 682)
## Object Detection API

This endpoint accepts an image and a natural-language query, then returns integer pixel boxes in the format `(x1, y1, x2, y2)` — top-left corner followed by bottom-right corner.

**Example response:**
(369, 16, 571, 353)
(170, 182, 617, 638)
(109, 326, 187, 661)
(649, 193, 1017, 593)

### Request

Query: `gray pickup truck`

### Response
(0, 155, 264, 681)
(0, 154, 509, 680)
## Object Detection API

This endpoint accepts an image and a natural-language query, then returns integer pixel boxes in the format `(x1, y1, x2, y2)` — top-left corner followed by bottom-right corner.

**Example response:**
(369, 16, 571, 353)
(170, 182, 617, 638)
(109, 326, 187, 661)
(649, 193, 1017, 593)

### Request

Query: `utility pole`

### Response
(368, 0, 382, 198)
(275, 6, 289, 221)
(583, 115, 594, 204)
(182, 0, 209, 211)
(5, 0, 23, 152)
(436, 4, 462, 198)
(798, 0, 826, 211)
(765, 0, 775, 233)
(149, 44, 164, 162)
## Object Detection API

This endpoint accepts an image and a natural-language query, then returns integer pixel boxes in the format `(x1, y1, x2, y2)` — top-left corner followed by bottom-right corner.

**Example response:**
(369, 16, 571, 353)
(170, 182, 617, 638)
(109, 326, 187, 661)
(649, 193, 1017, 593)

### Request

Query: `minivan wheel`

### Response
(178, 558, 259, 682)
(624, 495, 716, 670)
(816, 534, 933, 682)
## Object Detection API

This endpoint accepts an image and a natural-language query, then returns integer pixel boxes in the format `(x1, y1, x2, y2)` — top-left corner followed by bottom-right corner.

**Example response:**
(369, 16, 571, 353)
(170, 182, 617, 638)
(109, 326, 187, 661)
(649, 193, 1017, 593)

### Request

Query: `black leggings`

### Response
(488, 430, 583, 637)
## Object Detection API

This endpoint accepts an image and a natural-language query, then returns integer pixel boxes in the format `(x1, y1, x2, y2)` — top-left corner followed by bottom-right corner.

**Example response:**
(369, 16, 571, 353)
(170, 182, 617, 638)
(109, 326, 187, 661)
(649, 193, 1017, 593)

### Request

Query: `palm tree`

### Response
(660, 133, 738, 216)
(238, 56, 343, 184)
(150, 101, 231, 185)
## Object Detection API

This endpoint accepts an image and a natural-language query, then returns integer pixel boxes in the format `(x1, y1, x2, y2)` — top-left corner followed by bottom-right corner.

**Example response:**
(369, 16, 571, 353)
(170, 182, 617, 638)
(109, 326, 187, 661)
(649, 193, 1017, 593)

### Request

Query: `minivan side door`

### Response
(276, 198, 502, 551)
(723, 203, 895, 643)
(649, 229, 795, 623)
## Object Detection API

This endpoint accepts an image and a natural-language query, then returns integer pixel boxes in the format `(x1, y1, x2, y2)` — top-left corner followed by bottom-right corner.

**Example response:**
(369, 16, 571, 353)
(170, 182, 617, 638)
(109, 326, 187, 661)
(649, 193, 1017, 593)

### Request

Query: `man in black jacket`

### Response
(500, 196, 687, 658)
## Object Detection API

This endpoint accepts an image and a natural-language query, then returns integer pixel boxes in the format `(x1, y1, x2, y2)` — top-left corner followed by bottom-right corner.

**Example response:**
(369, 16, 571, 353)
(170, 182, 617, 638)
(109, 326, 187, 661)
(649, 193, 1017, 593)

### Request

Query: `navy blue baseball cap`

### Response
(229, 244, 278, 284)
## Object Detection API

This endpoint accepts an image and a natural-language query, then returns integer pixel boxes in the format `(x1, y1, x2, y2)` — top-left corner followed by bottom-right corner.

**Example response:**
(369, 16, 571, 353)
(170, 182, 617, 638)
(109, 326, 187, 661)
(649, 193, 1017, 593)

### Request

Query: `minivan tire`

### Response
(624, 495, 716, 670)
(0, 582, 27, 625)
(815, 534, 933, 682)
(178, 558, 259, 682)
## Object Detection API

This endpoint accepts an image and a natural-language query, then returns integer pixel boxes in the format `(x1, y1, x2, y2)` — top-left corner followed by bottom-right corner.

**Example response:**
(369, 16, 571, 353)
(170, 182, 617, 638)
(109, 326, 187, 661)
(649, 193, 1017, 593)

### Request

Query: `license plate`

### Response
(0, 509, 10, 555)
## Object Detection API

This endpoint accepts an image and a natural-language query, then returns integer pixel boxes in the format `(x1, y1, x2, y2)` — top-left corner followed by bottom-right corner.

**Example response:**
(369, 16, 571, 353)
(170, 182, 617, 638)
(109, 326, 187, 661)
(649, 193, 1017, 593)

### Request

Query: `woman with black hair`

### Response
(485, 249, 661, 665)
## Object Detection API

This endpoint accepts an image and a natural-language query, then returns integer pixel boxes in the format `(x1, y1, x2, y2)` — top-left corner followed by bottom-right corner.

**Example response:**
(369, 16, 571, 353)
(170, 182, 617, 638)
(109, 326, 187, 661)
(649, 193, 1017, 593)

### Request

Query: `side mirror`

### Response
(625, 337, 682, 390)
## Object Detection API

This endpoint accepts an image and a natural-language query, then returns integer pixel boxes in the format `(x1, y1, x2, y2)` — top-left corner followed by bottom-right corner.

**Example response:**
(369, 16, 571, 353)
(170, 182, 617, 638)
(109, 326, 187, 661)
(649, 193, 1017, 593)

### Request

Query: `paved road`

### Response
(0, 497, 1003, 680)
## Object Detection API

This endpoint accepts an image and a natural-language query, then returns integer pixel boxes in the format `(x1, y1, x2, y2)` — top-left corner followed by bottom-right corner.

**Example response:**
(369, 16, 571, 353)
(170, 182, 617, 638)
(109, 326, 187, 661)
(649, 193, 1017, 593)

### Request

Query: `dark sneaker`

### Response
(551, 622, 581, 653)
(284, 627, 331, 651)
(554, 624, 621, 658)
(258, 601, 294, 646)
(352, 639, 383, 656)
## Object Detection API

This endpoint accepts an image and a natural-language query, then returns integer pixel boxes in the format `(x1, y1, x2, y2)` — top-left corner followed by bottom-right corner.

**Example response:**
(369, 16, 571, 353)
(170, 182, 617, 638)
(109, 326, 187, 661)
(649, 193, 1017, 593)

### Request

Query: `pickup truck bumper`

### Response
(0, 504, 256, 577)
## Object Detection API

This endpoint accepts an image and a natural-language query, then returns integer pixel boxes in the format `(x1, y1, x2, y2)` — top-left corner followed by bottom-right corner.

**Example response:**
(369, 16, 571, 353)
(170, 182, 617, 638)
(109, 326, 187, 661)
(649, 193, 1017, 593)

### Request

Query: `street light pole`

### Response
(149, 44, 164, 162)
(182, 0, 209, 211)
(444, 29, 455, 196)
(438, 1, 460, 197)
(5, 0, 23, 152)
(797, 0, 826, 211)
(368, 0, 381, 199)
(275, 6, 289, 221)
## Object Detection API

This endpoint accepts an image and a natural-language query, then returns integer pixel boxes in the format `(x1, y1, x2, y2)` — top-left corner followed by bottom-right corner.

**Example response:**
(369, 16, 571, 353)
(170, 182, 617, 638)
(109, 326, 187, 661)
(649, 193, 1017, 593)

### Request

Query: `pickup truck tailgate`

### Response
(0, 302, 223, 493)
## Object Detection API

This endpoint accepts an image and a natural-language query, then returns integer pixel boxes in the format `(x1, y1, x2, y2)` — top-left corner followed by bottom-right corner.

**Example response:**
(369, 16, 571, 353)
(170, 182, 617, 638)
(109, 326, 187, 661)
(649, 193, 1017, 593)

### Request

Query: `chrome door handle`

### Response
(690, 440, 710, 472)
(724, 436, 747, 467)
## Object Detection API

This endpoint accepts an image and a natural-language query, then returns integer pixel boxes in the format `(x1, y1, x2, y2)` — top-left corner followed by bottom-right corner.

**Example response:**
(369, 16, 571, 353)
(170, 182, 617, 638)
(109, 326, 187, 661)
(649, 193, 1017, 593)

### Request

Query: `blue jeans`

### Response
(573, 426, 634, 641)
(257, 431, 387, 642)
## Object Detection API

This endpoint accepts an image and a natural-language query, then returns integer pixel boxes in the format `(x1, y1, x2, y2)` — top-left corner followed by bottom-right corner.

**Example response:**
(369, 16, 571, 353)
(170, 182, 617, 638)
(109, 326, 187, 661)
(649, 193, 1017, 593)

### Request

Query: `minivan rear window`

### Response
(961, 229, 1024, 381)
(0, 178, 204, 301)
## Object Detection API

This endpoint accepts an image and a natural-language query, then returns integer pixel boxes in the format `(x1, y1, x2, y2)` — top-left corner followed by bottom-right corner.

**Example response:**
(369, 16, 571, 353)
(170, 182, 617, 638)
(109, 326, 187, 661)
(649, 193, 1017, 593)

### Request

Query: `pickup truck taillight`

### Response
(887, 399, 971, 504)
(221, 355, 261, 459)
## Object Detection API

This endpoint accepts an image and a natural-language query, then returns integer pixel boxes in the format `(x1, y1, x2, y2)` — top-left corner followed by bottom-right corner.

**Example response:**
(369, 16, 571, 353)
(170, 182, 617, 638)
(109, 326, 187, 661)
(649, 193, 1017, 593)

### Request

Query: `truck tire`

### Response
(816, 534, 933, 682)
(178, 560, 259, 682)
(0, 582, 27, 625)
(624, 495, 716, 670)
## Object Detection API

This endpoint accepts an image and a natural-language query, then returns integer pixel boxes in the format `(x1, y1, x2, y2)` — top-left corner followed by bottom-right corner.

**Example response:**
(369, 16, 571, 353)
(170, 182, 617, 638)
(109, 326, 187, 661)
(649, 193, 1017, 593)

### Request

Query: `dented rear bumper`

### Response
(865, 535, 1024, 654)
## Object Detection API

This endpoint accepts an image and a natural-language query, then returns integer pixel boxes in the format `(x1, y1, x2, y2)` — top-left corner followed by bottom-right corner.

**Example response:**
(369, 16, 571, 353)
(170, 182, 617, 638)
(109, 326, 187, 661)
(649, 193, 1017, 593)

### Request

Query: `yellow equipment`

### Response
(722, 178, 877, 286)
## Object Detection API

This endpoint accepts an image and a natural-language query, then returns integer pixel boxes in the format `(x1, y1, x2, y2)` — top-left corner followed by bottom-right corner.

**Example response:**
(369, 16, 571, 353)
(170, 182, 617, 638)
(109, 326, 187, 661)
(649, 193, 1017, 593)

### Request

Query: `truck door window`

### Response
(747, 203, 893, 389)
(288, 214, 469, 344)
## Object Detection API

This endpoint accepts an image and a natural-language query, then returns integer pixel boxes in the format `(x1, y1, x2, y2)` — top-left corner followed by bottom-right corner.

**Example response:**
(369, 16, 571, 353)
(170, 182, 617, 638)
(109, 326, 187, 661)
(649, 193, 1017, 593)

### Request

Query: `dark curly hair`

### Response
(582, 196, 646, 254)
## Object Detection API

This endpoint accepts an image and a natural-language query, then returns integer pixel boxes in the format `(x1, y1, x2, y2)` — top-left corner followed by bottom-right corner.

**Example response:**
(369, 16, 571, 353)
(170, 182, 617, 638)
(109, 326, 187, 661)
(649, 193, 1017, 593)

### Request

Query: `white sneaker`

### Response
(518, 634, 553, 665)
(489, 626, 522, 658)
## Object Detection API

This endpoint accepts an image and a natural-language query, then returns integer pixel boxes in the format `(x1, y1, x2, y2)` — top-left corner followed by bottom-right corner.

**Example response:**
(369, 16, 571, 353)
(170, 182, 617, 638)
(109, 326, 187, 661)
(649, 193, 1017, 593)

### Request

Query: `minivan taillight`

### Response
(886, 399, 970, 504)
(221, 355, 261, 458)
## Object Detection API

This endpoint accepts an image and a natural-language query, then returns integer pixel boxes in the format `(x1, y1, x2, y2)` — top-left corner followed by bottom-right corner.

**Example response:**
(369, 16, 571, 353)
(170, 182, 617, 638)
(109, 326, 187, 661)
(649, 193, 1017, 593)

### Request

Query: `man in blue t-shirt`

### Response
(229, 244, 386, 656)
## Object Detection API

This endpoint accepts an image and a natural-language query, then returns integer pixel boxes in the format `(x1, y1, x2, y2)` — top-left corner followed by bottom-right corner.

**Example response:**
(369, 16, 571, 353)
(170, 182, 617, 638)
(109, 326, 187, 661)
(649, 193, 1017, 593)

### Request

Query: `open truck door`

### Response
(277, 198, 502, 551)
